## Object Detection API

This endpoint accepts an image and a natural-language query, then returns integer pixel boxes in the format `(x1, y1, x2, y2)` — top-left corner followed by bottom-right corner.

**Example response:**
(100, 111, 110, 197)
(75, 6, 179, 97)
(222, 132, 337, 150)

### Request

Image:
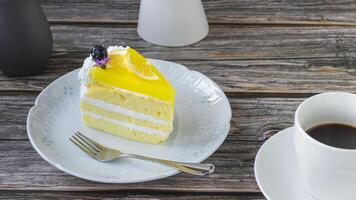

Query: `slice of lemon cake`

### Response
(78, 45, 175, 144)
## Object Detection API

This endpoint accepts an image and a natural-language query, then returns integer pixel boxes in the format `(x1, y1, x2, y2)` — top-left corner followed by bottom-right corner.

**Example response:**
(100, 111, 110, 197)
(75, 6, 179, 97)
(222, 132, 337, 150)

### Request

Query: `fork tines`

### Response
(69, 132, 103, 159)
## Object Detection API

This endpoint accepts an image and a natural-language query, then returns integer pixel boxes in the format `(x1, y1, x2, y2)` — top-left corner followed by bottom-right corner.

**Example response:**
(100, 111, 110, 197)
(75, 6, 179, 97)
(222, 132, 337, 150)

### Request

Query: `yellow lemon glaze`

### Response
(89, 47, 175, 102)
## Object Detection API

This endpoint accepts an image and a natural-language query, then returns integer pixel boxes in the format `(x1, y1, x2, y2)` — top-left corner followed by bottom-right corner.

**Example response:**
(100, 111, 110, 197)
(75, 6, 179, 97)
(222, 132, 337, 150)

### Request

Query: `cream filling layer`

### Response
(82, 111, 170, 137)
(80, 95, 169, 125)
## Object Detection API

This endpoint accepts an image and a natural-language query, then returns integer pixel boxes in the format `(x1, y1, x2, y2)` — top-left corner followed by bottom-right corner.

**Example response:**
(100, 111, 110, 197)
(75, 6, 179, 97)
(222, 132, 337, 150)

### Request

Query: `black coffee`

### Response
(306, 123, 356, 149)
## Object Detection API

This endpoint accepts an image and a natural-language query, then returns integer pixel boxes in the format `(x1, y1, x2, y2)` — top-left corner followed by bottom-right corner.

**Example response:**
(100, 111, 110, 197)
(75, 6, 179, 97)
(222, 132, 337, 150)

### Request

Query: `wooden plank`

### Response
(0, 95, 36, 140)
(2, 25, 356, 93)
(3, 57, 356, 94)
(0, 191, 265, 200)
(0, 94, 297, 140)
(41, 0, 356, 25)
(49, 25, 356, 60)
(0, 139, 260, 192)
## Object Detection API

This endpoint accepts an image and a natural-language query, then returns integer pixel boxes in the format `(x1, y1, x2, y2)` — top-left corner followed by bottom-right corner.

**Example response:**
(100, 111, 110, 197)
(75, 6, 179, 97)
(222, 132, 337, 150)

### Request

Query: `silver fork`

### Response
(69, 132, 215, 176)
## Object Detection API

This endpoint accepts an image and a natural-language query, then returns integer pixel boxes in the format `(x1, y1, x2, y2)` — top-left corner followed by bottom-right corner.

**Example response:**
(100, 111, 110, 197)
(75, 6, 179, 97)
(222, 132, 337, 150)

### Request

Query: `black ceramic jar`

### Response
(0, 0, 53, 76)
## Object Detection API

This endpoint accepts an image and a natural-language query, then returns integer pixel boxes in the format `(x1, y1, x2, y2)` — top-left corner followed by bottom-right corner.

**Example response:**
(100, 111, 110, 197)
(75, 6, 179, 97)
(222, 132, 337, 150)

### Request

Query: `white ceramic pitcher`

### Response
(137, 0, 209, 47)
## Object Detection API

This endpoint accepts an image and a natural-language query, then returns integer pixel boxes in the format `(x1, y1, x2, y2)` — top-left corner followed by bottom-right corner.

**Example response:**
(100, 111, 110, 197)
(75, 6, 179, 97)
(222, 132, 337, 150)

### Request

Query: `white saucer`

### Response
(254, 127, 316, 200)
(27, 59, 231, 183)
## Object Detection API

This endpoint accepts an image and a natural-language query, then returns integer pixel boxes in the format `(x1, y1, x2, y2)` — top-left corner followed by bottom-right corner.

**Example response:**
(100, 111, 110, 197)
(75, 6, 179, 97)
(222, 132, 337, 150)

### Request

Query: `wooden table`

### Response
(2, 0, 356, 199)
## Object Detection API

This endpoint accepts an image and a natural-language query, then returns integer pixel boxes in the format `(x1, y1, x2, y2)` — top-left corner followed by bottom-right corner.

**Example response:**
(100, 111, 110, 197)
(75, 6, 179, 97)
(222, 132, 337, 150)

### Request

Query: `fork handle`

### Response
(125, 154, 215, 176)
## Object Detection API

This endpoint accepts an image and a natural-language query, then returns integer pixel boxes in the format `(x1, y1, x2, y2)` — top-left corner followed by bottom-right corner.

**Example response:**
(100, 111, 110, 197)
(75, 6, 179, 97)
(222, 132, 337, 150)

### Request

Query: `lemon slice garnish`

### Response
(106, 47, 159, 80)
(125, 48, 159, 80)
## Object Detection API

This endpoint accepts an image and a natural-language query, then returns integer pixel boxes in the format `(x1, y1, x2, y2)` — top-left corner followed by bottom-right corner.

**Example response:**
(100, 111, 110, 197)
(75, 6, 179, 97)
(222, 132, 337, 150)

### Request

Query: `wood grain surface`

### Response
(2, 25, 356, 94)
(2, 0, 356, 199)
(0, 191, 265, 200)
(42, 0, 356, 25)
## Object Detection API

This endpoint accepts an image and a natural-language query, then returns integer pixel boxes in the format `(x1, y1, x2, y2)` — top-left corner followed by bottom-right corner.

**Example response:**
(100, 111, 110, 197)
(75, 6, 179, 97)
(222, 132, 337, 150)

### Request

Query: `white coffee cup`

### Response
(294, 92, 356, 200)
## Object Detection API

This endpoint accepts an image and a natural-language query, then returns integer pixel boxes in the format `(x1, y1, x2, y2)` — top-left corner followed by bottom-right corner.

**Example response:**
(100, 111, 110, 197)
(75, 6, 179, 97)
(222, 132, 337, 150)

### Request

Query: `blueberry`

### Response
(90, 45, 108, 61)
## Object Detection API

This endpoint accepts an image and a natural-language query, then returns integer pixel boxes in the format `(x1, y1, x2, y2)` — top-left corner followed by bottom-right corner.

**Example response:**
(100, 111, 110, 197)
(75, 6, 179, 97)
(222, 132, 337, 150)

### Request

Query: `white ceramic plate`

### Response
(27, 59, 231, 183)
(254, 127, 315, 200)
